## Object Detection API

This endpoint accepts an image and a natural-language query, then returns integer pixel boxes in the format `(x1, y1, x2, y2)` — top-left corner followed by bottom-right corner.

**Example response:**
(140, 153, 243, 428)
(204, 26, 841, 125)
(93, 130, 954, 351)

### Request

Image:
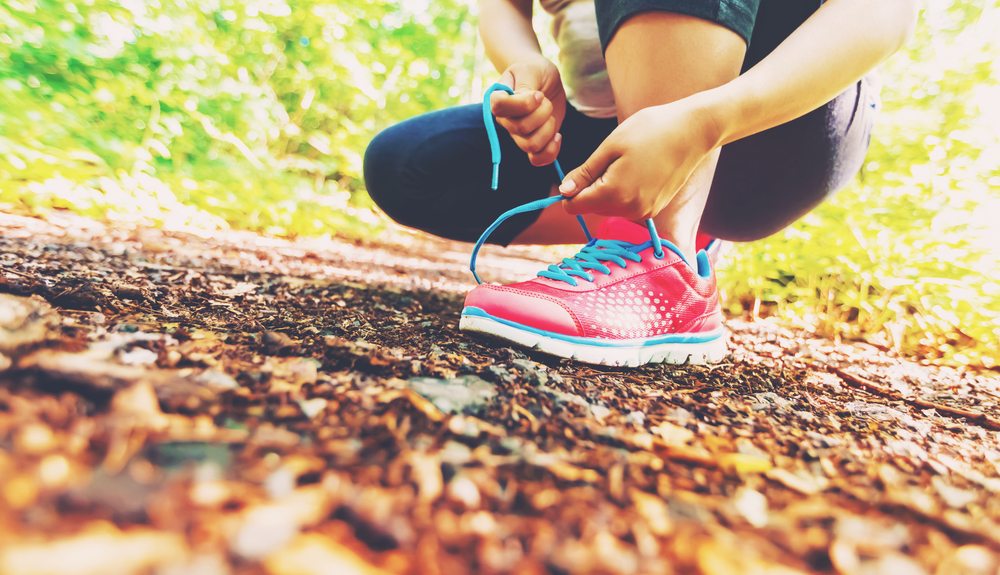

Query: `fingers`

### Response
(562, 161, 647, 218)
(491, 90, 542, 119)
(496, 96, 552, 135)
(562, 171, 617, 216)
(528, 133, 561, 166)
(560, 142, 644, 217)
(495, 94, 559, 160)
(489, 64, 564, 165)
(559, 140, 620, 199)
(512, 116, 559, 154)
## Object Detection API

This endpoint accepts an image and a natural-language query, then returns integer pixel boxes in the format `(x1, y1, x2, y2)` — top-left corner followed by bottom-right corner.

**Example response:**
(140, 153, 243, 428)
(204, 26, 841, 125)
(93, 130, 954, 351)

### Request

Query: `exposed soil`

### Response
(0, 210, 997, 575)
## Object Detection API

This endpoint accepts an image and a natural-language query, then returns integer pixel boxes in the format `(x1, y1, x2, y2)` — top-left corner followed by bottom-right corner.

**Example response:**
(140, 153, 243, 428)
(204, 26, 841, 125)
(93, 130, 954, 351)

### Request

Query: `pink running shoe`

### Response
(461, 215, 727, 366)
(460, 83, 726, 366)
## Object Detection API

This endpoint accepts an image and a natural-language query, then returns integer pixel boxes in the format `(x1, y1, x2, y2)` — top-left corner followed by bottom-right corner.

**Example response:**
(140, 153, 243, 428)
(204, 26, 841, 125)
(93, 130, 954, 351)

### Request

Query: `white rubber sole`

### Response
(459, 313, 728, 367)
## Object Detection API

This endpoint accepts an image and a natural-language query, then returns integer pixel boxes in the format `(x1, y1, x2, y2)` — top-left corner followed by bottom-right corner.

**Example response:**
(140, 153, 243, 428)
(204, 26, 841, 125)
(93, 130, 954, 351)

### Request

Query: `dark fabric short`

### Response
(597, 0, 822, 71)
(364, 76, 877, 245)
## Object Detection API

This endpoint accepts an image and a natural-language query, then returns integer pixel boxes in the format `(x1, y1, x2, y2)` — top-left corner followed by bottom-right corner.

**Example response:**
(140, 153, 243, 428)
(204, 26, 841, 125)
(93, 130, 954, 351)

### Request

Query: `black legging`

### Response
(363, 73, 876, 245)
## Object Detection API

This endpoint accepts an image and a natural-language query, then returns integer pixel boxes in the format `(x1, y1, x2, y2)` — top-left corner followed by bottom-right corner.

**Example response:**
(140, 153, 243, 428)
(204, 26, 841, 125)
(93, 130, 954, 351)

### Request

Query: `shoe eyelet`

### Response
(653, 250, 665, 259)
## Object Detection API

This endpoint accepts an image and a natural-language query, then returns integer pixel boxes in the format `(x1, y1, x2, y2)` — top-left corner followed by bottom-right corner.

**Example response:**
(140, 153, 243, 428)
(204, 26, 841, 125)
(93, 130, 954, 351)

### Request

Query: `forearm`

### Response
(478, 0, 545, 72)
(702, 0, 918, 147)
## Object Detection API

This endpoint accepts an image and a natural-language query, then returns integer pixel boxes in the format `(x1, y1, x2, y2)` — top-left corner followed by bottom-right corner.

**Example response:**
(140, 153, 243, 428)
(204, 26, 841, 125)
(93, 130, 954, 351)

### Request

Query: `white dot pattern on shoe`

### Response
(563, 280, 703, 340)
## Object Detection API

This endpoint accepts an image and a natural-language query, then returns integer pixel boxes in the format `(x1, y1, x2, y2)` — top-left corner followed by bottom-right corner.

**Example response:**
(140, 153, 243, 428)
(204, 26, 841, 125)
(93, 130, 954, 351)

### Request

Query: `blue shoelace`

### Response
(470, 83, 670, 285)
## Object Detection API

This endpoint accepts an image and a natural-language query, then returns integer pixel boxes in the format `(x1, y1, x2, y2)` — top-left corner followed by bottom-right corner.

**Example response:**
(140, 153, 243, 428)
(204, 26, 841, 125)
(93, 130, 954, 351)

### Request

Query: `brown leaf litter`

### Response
(0, 211, 997, 575)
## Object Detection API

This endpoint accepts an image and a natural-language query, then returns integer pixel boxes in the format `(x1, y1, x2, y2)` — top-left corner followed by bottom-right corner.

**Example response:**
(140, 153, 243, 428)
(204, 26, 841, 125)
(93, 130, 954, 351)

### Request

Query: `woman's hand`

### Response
(558, 95, 722, 219)
(490, 55, 567, 166)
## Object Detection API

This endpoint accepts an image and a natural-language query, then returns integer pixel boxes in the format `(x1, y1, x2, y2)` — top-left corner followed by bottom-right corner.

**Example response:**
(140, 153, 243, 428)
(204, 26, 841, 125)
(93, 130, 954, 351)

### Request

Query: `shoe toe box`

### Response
(463, 284, 582, 337)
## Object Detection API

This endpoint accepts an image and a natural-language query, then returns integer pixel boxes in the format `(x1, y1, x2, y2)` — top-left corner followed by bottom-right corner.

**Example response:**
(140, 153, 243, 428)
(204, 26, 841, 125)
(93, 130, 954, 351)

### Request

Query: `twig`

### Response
(0, 265, 37, 280)
(831, 367, 1000, 431)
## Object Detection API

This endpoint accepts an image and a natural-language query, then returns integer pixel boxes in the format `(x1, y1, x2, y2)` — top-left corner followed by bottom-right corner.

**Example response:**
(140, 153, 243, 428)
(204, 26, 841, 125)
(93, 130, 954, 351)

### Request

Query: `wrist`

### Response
(689, 83, 742, 150)
(500, 52, 552, 74)
(523, 52, 553, 67)
(698, 76, 772, 148)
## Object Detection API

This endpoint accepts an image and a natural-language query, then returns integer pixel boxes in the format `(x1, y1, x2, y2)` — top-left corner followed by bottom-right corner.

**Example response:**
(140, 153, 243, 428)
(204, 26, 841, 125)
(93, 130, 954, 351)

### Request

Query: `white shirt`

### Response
(541, 0, 617, 118)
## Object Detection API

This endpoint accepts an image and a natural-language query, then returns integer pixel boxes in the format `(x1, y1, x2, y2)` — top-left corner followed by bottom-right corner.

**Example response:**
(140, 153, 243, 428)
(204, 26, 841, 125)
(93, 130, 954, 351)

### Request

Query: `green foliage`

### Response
(0, 0, 477, 234)
(0, 0, 996, 366)
(717, 2, 1000, 367)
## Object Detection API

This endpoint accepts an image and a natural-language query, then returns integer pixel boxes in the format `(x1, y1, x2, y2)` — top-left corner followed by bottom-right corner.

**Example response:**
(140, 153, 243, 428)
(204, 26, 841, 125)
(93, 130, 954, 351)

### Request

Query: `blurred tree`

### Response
(718, 1, 999, 367)
(0, 0, 477, 233)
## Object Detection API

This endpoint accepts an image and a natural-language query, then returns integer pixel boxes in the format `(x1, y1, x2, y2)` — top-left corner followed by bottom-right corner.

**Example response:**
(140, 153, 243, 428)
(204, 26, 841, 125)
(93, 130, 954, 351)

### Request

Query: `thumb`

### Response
(558, 141, 619, 197)
(490, 69, 519, 114)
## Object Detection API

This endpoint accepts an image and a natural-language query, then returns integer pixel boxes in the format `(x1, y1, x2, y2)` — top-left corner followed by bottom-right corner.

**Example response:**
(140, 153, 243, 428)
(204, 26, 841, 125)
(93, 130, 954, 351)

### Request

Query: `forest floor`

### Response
(0, 210, 997, 575)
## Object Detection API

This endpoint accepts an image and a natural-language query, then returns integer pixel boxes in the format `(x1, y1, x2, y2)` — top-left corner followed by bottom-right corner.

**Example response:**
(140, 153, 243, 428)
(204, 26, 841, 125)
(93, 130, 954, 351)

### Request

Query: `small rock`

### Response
(511, 358, 549, 385)
(298, 398, 327, 419)
(630, 488, 672, 536)
(931, 476, 978, 509)
(487, 364, 512, 382)
(732, 488, 769, 528)
(409, 453, 443, 502)
(845, 400, 932, 434)
(118, 347, 159, 366)
(447, 475, 481, 509)
(665, 406, 694, 424)
(0, 524, 187, 574)
(0, 294, 59, 356)
(539, 385, 591, 411)
(192, 369, 239, 391)
(447, 415, 482, 437)
(845, 401, 904, 421)
(264, 534, 390, 575)
(935, 545, 998, 575)
(216, 282, 258, 298)
(189, 478, 231, 508)
(439, 441, 473, 466)
(262, 331, 298, 353)
(112, 381, 169, 431)
(589, 404, 611, 421)
(407, 375, 496, 415)
(625, 410, 646, 427)
(111, 281, 145, 300)
(750, 392, 792, 412)
(650, 422, 694, 445)
(265, 468, 297, 499)
(14, 423, 57, 455)
(231, 504, 299, 560)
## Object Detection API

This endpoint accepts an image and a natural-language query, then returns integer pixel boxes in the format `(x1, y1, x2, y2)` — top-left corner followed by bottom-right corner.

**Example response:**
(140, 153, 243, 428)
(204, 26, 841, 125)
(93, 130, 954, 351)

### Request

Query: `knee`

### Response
(363, 125, 417, 227)
(704, 120, 865, 242)
(701, 178, 836, 242)
(701, 209, 781, 243)
(703, 216, 787, 243)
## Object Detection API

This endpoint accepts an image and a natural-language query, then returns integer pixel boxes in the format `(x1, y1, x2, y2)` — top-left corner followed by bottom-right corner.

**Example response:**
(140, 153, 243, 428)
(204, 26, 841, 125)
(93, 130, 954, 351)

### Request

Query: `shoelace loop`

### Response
(537, 239, 645, 286)
(470, 83, 665, 284)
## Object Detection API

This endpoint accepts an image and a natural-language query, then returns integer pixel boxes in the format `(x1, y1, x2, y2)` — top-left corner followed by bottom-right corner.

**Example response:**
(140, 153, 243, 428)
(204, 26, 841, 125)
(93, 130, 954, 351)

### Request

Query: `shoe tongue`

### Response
(595, 217, 651, 244)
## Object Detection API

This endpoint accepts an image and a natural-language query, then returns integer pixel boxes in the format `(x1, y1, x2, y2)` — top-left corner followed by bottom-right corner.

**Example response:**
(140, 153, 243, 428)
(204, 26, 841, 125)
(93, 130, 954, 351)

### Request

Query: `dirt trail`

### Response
(0, 211, 997, 575)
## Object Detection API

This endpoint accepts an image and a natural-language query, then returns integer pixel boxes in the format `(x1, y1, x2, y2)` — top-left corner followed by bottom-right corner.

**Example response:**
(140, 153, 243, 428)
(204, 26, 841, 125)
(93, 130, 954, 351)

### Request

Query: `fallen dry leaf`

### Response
(0, 211, 995, 575)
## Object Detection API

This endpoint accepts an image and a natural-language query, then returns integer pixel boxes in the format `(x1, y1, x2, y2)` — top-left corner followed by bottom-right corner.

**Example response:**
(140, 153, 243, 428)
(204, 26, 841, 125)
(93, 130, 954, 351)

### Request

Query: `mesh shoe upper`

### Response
(464, 221, 722, 341)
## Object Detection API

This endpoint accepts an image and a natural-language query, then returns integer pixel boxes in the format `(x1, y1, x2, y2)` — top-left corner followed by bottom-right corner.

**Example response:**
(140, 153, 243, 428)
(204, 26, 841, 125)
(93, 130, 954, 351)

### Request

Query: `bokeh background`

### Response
(0, 0, 997, 367)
